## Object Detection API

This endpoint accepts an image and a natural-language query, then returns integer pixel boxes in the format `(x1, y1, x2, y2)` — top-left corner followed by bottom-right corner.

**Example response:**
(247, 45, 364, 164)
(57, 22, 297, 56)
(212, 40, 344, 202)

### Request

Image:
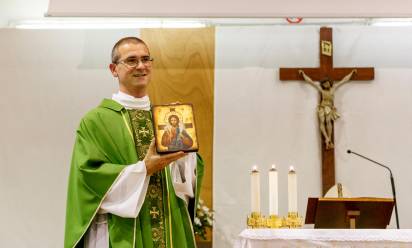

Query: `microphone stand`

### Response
(347, 149, 400, 229)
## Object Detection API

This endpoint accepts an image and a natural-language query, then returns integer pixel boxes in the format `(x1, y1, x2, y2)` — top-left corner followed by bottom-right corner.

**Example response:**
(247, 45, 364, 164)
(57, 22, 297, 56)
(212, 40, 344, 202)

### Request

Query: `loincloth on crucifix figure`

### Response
(299, 69, 357, 149)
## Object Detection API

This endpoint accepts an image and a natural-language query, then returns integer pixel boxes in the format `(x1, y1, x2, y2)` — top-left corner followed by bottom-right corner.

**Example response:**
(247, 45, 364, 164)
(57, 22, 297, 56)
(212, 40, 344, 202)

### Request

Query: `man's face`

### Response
(170, 116, 179, 127)
(110, 42, 152, 95)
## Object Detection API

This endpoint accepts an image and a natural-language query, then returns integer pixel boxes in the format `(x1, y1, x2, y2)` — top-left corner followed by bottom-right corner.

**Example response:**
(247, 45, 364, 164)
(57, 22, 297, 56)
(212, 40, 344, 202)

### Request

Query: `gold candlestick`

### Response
(266, 214, 283, 228)
(284, 212, 303, 228)
(247, 212, 266, 228)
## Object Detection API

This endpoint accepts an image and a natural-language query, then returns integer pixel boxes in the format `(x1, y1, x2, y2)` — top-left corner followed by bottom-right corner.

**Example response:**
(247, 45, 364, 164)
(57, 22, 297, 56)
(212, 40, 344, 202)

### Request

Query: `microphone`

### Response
(347, 149, 400, 229)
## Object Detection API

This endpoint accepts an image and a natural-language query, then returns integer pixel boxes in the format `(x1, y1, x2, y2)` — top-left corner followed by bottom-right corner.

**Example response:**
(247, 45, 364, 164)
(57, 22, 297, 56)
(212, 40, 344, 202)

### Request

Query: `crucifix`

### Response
(279, 27, 374, 195)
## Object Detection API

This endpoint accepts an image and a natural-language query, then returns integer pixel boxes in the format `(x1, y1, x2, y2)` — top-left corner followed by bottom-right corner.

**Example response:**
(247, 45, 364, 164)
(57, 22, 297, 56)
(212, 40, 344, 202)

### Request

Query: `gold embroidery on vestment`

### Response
(128, 110, 166, 248)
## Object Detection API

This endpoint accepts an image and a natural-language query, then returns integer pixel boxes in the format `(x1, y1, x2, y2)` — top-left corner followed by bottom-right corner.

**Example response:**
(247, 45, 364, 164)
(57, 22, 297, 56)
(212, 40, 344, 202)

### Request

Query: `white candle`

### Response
(269, 164, 278, 215)
(288, 166, 298, 213)
(250, 165, 260, 213)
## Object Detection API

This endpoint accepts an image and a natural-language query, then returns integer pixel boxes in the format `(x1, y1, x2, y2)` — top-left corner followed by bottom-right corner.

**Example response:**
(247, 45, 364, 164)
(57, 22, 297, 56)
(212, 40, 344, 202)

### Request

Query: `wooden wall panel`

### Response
(141, 28, 214, 232)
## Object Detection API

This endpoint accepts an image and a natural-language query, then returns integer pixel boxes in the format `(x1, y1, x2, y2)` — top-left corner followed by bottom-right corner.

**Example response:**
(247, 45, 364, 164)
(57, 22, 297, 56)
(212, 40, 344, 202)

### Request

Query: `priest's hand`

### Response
(144, 139, 186, 175)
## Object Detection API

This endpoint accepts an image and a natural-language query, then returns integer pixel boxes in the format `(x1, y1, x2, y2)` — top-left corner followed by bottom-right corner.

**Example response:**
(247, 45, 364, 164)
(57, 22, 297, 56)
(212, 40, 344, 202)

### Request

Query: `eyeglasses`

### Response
(116, 56, 154, 68)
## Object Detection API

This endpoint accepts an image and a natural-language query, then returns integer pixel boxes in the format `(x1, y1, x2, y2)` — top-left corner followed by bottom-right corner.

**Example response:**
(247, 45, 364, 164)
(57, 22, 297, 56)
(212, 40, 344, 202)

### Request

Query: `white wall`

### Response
(0, 29, 139, 247)
(214, 26, 412, 247)
(0, 0, 49, 27)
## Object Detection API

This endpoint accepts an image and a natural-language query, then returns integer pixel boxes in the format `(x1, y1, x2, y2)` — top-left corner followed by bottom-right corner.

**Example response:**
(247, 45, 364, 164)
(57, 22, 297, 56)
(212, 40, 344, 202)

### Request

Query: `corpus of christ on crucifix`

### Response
(279, 27, 375, 195)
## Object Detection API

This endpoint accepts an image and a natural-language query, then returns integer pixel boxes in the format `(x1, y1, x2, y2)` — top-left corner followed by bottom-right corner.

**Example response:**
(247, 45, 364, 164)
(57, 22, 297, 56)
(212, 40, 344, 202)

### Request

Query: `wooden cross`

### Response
(279, 27, 374, 195)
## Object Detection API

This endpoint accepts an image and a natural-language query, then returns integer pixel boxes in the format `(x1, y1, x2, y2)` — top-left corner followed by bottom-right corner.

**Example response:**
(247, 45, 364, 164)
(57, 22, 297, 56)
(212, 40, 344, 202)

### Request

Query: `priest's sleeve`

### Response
(170, 153, 204, 222)
(64, 115, 140, 248)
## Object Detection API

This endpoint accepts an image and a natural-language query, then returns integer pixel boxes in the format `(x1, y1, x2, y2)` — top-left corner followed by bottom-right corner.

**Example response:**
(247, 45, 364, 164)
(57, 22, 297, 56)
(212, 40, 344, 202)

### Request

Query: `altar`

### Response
(234, 229, 412, 248)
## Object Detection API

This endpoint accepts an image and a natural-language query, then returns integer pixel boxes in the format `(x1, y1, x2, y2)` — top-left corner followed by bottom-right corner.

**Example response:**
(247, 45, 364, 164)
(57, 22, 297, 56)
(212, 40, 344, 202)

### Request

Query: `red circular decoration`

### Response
(286, 17, 303, 24)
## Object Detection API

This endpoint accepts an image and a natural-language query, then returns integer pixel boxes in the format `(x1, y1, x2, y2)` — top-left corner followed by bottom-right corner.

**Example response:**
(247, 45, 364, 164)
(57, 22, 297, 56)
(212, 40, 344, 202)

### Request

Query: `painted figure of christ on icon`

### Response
(152, 104, 199, 154)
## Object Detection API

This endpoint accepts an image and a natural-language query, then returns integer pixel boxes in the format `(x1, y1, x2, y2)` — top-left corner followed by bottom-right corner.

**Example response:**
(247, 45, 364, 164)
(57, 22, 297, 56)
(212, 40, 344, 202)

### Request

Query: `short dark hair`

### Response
(111, 37, 148, 63)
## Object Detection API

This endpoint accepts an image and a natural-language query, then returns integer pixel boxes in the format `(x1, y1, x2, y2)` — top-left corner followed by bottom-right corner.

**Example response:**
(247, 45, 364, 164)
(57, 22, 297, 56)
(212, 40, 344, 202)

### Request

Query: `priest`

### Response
(64, 37, 204, 248)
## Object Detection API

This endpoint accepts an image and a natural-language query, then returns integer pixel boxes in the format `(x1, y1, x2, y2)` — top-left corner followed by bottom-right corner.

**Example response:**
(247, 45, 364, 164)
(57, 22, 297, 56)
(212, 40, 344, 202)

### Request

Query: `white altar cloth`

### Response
(235, 229, 412, 248)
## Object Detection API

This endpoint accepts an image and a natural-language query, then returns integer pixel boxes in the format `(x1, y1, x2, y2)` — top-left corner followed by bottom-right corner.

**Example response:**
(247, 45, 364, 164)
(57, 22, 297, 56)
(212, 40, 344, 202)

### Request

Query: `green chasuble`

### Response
(64, 99, 204, 248)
